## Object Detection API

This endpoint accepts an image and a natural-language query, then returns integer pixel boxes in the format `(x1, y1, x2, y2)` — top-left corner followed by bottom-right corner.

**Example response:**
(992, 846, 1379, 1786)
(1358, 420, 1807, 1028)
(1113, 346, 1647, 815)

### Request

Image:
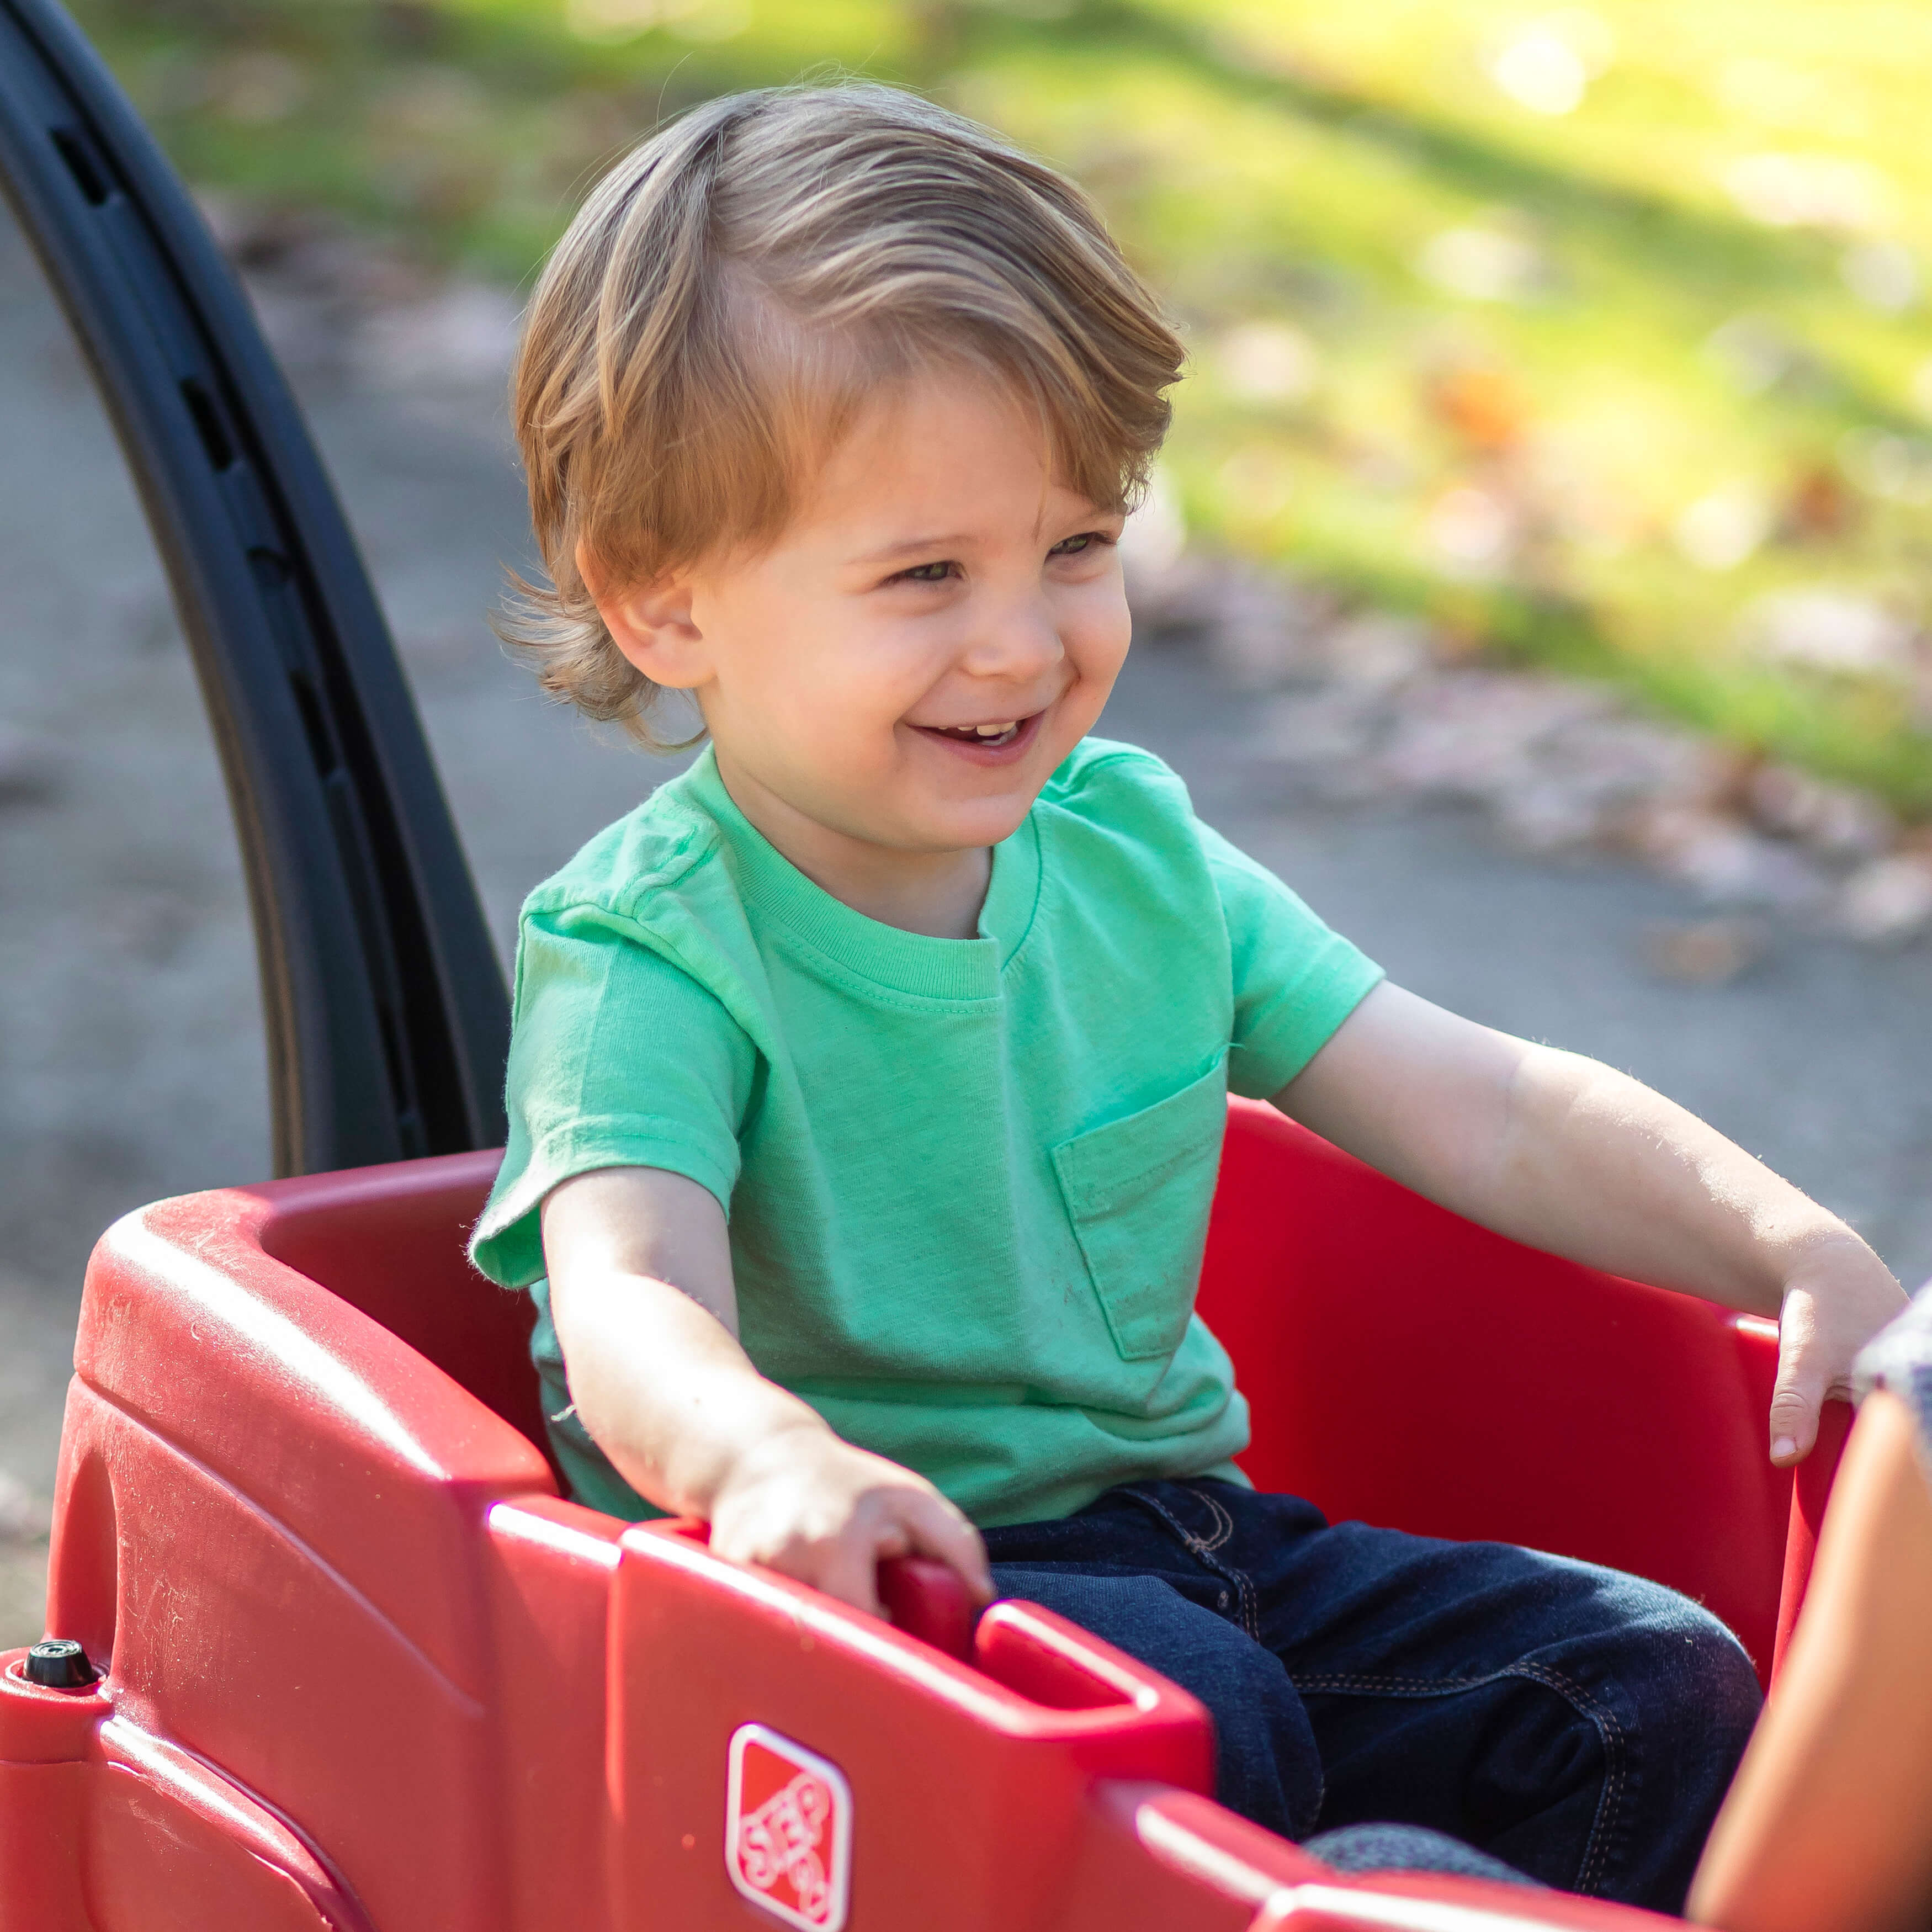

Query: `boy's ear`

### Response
(576, 540, 710, 689)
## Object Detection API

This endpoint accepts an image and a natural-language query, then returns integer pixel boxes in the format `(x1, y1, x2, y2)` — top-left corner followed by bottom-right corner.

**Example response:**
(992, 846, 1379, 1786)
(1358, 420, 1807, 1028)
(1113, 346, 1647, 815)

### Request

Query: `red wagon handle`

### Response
(878, 1555, 979, 1659)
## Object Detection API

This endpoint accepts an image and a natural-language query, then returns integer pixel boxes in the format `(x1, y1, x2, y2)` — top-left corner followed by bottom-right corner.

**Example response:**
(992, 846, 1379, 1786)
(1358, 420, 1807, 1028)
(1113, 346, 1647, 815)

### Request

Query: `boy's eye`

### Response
(894, 560, 958, 585)
(1048, 531, 1111, 559)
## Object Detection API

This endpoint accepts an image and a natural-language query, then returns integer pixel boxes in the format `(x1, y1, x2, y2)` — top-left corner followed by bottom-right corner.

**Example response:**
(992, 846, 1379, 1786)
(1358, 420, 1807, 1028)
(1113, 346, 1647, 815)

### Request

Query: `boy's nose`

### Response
(957, 596, 1064, 682)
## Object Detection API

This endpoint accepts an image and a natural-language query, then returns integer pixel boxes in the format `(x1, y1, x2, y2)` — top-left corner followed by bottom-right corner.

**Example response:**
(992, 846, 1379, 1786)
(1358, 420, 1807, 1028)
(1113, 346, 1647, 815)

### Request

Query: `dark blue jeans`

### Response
(984, 1479, 1761, 1914)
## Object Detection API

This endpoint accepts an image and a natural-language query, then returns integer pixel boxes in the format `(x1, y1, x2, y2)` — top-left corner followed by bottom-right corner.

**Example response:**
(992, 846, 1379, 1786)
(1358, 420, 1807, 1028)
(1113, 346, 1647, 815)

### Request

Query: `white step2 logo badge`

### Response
(725, 1723, 853, 1931)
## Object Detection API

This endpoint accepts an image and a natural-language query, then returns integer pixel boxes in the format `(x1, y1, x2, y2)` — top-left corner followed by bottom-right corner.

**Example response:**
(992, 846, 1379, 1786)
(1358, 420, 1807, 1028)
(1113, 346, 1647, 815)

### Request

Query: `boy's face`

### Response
(600, 368, 1132, 863)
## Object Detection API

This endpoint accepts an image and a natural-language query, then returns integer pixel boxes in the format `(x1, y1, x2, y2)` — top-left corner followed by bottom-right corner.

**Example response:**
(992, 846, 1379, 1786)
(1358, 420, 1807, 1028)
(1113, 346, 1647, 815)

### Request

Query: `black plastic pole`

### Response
(0, 0, 509, 1173)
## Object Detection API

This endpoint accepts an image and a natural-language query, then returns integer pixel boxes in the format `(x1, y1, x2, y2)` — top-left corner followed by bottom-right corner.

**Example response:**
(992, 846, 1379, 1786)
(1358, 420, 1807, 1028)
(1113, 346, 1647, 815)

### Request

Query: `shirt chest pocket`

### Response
(1049, 1060, 1230, 1362)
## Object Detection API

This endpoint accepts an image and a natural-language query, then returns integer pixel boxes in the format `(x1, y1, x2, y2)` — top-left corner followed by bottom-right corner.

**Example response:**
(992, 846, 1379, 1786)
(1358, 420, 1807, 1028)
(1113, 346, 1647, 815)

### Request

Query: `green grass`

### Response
(72, 0, 1932, 811)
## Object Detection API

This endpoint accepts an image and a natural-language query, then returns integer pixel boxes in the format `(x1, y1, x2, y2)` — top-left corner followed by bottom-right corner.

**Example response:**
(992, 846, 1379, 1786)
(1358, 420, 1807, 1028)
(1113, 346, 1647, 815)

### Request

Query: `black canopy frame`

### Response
(0, 0, 509, 1174)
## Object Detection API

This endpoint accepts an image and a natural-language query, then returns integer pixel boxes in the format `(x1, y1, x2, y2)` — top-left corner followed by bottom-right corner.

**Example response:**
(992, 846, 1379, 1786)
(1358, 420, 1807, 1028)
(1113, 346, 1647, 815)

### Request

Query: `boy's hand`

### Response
(710, 1421, 994, 1618)
(1768, 1236, 1910, 1467)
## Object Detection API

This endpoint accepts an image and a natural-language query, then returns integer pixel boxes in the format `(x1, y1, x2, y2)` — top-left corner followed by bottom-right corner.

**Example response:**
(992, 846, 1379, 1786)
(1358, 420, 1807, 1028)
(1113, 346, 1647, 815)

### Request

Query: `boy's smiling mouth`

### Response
(909, 710, 1043, 762)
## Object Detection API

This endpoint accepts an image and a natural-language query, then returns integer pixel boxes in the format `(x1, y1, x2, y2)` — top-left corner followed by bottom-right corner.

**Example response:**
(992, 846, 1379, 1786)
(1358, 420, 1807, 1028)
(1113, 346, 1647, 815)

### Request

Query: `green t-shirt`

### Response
(470, 737, 1382, 1527)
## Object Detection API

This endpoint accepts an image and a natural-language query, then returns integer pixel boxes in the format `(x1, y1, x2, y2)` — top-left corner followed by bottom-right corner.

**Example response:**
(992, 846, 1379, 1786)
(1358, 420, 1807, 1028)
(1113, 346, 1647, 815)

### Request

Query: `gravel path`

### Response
(2, 207, 1928, 1646)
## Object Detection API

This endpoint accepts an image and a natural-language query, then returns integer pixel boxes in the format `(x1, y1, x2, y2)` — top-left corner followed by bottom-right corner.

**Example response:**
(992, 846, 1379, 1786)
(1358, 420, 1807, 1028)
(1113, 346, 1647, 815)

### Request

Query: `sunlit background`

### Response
(72, 0, 1932, 811)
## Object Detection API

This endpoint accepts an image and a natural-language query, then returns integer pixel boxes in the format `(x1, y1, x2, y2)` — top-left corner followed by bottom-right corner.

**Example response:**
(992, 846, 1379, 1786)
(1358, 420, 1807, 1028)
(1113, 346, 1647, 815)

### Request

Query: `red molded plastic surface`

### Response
(1198, 1101, 1807, 1678)
(1772, 1398, 1855, 1679)
(609, 1520, 1217, 1929)
(0, 1099, 1839, 1930)
(0, 1656, 369, 1932)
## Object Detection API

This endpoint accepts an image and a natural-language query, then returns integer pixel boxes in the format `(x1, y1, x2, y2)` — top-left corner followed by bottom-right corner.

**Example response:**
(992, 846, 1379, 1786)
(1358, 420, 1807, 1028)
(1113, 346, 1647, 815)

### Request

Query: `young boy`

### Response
(470, 83, 1906, 1912)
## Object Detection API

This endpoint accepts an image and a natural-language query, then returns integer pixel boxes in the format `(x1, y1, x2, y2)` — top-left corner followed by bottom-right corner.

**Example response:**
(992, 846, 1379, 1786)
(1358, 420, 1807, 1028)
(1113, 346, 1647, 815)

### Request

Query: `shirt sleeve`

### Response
(1197, 820, 1384, 1100)
(468, 898, 758, 1289)
(1854, 1286, 1932, 1463)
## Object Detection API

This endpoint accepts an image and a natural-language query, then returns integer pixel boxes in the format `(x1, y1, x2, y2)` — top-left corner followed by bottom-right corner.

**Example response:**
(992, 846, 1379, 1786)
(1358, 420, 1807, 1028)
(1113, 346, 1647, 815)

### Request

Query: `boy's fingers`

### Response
(1770, 1314, 1825, 1466)
(818, 1533, 888, 1618)
(900, 1494, 994, 1605)
(717, 1527, 880, 1617)
(1768, 1395, 1818, 1467)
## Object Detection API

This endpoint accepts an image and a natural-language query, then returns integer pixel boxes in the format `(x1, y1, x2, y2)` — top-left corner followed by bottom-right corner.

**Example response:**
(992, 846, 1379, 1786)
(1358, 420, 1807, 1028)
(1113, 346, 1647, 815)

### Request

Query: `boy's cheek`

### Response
(1068, 580, 1132, 662)
(1070, 619, 1132, 702)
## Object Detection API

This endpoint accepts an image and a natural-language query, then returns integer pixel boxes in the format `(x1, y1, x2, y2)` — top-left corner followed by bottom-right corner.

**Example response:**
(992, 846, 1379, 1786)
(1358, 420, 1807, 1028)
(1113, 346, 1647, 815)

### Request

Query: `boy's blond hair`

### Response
(504, 83, 1185, 747)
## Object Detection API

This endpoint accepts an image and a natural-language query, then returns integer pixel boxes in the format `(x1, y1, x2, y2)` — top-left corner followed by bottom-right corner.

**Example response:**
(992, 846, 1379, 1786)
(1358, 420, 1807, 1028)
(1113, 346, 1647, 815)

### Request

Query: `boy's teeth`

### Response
(926, 717, 1022, 744)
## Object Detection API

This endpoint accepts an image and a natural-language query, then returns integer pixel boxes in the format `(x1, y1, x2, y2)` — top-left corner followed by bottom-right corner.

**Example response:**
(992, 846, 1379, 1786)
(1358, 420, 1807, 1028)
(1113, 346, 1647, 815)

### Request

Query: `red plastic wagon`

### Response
(0, 7, 1853, 1928)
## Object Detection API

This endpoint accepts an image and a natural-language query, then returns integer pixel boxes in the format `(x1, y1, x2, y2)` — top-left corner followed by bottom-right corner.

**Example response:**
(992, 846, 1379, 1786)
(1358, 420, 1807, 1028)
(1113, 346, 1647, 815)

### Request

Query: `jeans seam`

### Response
(1289, 1665, 1628, 1896)
(1196, 1492, 1260, 1636)
(1195, 1487, 1235, 1553)
(1117, 1484, 1261, 1639)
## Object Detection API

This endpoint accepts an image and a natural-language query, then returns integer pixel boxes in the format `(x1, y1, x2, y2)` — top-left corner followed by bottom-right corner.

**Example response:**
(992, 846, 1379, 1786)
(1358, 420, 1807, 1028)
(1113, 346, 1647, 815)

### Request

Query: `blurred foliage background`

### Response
(68, 0, 1932, 813)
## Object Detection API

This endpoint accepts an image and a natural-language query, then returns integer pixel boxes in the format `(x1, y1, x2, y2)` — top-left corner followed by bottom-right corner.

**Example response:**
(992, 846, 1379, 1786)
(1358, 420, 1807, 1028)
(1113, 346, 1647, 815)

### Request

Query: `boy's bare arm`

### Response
(542, 1166, 992, 1616)
(1276, 981, 1907, 1463)
(1687, 1389, 1932, 1932)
